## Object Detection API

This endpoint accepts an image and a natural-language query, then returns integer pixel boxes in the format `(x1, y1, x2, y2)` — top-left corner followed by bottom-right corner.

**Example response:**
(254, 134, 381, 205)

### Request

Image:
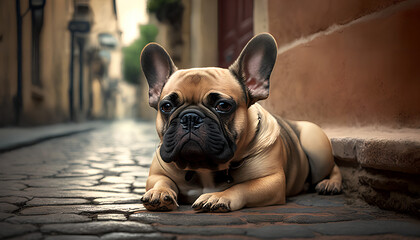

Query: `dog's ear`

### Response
(141, 43, 177, 109)
(229, 33, 277, 105)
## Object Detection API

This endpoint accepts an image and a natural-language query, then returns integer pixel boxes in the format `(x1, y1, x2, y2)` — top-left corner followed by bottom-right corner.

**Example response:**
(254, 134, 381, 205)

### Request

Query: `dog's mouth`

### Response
(179, 140, 202, 161)
(175, 139, 221, 170)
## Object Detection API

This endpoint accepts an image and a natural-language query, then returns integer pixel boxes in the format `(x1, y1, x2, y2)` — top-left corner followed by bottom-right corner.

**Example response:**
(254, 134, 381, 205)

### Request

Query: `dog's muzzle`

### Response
(159, 108, 235, 170)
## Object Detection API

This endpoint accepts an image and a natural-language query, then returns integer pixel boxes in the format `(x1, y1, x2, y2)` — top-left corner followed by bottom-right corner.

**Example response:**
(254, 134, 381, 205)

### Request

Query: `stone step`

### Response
(325, 127, 420, 174)
(324, 127, 420, 215)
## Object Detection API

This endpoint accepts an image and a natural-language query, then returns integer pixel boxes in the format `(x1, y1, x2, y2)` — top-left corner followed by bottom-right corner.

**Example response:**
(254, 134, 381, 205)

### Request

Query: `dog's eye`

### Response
(160, 103, 174, 113)
(215, 101, 232, 113)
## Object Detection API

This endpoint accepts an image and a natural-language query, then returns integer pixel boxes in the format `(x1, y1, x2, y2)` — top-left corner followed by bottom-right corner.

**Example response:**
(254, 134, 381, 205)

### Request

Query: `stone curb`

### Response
(325, 127, 420, 174)
(325, 127, 420, 215)
(0, 121, 108, 153)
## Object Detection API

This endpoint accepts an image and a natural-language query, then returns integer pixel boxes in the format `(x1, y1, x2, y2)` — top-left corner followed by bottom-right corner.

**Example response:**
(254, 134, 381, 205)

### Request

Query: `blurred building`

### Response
(0, 0, 126, 126)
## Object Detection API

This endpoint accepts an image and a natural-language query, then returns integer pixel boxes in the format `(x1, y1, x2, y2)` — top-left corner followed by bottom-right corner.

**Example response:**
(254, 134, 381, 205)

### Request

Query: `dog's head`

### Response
(141, 33, 277, 171)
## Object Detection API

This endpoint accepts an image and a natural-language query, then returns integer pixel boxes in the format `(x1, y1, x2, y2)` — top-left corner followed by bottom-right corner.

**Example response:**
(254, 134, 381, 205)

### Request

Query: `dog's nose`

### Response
(180, 112, 204, 131)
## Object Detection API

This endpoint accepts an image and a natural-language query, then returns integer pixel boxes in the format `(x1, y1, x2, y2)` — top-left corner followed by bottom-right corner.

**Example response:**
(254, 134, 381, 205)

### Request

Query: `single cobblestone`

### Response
(0, 181, 27, 190)
(57, 168, 103, 177)
(0, 202, 19, 213)
(100, 232, 173, 240)
(7, 232, 43, 240)
(240, 204, 327, 214)
(90, 162, 115, 169)
(129, 212, 246, 226)
(0, 175, 27, 180)
(44, 235, 100, 240)
(100, 176, 135, 184)
(121, 171, 149, 177)
(0, 222, 37, 238)
(241, 214, 285, 223)
(97, 213, 127, 221)
(26, 198, 90, 206)
(0, 212, 14, 221)
(288, 193, 346, 207)
(0, 196, 29, 205)
(40, 221, 154, 235)
(156, 226, 247, 236)
(0, 165, 64, 177)
(283, 213, 375, 223)
(64, 184, 132, 193)
(247, 225, 316, 239)
(108, 166, 148, 173)
(21, 203, 145, 215)
(93, 196, 141, 205)
(20, 177, 99, 188)
(6, 213, 91, 224)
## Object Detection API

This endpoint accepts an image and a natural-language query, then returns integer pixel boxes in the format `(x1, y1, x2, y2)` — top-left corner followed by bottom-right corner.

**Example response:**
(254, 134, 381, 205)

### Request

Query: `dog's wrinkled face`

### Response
(141, 34, 277, 171)
(156, 69, 247, 170)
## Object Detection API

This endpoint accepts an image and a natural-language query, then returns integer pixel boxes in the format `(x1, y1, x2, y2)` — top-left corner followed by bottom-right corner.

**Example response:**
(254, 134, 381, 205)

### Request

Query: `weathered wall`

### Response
(21, 1, 72, 125)
(0, 0, 123, 126)
(189, 0, 218, 68)
(0, 0, 70, 126)
(253, 0, 268, 34)
(0, 0, 18, 126)
(263, 0, 420, 128)
(0, 0, 73, 126)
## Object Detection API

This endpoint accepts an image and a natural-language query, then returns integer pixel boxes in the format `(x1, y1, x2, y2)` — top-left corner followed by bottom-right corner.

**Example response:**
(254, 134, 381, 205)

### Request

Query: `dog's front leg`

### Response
(141, 156, 179, 211)
(141, 174, 179, 211)
(192, 172, 286, 212)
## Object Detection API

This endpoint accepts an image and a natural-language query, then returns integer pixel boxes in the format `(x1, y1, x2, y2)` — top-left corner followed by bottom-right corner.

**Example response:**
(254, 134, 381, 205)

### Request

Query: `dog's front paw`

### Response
(192, 193, 234, 213)
(141, 188, 179, 211)
(315, 179, 342, 195)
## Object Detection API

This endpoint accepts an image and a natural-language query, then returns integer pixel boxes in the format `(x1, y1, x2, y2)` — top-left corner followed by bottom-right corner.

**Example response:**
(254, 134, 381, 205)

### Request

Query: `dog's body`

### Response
(140, 34, 342, 212)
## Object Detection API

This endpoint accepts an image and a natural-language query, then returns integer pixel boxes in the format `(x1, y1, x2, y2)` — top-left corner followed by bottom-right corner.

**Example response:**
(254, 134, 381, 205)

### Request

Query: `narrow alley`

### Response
(1, 0, 420, 239)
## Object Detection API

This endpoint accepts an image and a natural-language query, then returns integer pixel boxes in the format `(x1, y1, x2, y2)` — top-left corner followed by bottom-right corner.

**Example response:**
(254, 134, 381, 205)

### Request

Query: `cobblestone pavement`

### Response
(0, 121, 419, 240)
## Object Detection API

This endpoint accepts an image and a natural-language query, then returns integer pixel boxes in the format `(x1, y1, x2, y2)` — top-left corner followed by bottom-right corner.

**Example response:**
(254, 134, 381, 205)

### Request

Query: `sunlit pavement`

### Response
(0, 120, 419, 239)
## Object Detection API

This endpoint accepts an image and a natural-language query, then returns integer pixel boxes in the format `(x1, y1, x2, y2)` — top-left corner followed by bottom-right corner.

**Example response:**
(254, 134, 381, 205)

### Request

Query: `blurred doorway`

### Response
(218, 0, 254, 68)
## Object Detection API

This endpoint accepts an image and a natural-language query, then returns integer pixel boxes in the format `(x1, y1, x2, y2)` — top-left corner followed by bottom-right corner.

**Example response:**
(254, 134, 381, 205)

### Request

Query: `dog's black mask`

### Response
(160, 108, 236, 170)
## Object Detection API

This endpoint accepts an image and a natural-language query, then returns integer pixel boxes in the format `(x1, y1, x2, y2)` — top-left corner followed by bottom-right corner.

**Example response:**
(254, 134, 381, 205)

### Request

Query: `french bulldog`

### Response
(140, 33, 342, 212)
